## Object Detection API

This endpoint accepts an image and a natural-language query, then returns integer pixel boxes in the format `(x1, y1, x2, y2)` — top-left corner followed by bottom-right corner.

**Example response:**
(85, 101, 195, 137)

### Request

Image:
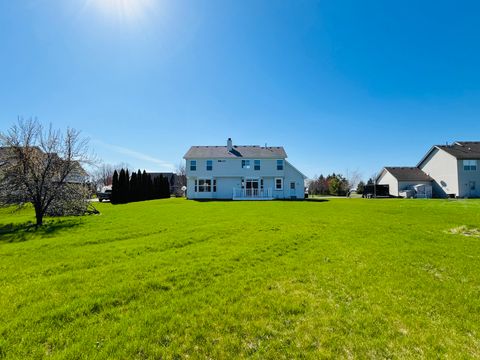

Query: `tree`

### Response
(357, 181, 366, 194)
(91, 163, 114, 191)
(0, 119, 95, 226)
(174, 163, 187, 197)
(111, 170, 119, 204)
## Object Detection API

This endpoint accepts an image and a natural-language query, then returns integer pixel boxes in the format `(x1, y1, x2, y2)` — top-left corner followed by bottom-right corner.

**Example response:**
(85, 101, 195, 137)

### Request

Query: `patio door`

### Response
(245, 179, 259, 197)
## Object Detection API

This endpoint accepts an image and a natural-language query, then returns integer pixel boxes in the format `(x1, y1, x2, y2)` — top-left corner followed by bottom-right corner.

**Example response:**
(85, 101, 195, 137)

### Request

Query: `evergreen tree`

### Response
(357, 181, 366, 194)
(111, 170, 119, 204)
(162, 176, 170, 198)
(129, 172, 137, 202)
(118, 169, 126, 203)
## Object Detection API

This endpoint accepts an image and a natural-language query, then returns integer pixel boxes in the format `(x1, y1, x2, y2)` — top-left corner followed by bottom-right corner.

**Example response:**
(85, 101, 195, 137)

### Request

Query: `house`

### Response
(376, 167, 433, 198)
(183, 138, 307, 200)
(378, 141, 480, 198)
(417, 142, 480, 198)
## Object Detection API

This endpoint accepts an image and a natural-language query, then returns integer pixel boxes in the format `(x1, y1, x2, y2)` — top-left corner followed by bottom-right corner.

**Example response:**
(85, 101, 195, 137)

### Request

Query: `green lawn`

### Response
(1, 198, 480, 359)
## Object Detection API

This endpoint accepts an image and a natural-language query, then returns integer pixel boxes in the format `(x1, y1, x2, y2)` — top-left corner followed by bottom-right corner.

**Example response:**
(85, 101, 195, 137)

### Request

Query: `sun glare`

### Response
(87, 0, 155, 24)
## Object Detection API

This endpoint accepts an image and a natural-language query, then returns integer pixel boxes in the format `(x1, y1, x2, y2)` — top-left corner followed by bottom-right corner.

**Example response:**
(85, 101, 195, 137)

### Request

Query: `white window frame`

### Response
(463, 160, 477, 171)
(242, 160, 250, 169)
(197, 178, 212, 192)
(275, 177, 283, 190)
(190, 160, 197, 171)
(277, 159, 284, 171)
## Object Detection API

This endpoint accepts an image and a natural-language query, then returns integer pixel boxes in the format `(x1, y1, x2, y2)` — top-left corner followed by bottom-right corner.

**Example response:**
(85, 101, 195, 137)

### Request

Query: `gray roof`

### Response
(184, 145, 287, 159)
(436, 142, 480, 159)
(383, 167, 433, 182)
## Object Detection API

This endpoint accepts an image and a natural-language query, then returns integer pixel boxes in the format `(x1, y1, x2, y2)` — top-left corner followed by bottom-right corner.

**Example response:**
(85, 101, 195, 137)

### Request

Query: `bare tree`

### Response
(345, 169, 363, 190)
(0, 119, 96, 226)
(174, 162, 186, 197)
(91, 163, 114, 190)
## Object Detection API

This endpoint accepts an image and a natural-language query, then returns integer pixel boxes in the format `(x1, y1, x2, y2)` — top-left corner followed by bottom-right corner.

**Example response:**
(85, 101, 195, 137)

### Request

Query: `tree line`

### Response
(308, 173, 367, 196)
(111, 169, 170, 204)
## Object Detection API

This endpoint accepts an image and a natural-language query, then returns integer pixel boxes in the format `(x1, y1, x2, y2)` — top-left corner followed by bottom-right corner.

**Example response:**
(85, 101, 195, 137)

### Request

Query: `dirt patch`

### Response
(448, 226, 480, 238)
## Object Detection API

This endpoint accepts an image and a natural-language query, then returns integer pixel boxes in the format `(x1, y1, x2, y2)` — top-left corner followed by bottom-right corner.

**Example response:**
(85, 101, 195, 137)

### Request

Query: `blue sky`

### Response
(1, 0, 479, 179)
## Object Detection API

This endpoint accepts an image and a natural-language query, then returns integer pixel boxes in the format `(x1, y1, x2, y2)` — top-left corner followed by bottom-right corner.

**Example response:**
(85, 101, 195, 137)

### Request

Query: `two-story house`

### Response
(417, 141, 480, 198)
(377, 141, 480, 198)
(183, 138, 306, 200)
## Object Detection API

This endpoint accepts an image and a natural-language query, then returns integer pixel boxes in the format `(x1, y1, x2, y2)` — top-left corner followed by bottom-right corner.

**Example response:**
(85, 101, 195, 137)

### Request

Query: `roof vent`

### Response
(227, 138, 233, 151)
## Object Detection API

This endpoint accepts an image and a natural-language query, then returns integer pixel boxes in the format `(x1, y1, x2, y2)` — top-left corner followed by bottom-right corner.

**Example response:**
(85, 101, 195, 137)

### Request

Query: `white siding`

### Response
(185, 157, 305, 200)
(377, 170, 399, 196)
(419, 148, 459, 197)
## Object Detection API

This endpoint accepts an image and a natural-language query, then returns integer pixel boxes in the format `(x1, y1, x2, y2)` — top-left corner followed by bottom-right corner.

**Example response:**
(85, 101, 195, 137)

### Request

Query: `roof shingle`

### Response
(383, 167, 433, 182)
(184, 145, 287, 159)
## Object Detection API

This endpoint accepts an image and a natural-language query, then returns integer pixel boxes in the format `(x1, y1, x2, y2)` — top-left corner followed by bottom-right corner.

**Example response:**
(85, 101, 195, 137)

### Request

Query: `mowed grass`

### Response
(1, 199, 480, 359)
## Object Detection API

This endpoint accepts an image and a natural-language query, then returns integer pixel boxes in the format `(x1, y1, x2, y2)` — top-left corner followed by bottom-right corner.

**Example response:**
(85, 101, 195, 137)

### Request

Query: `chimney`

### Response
(227, 138, 233, 151)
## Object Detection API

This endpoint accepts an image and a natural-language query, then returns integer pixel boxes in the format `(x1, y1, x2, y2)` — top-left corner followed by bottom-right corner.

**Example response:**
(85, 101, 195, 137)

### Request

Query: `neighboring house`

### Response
(417, 142, 480, 198)
(376, 167, 433, 197)
(378, 141, 480, 198)
(183, 138, 307, 200)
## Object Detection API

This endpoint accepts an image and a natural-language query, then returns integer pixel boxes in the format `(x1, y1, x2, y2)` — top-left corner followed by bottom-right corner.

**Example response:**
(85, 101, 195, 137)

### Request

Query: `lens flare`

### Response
(87, 0, 155, 24)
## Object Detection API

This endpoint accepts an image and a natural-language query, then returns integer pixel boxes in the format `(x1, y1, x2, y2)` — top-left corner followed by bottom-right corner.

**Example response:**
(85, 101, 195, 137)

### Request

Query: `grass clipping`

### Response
(448, 226, 480, 238)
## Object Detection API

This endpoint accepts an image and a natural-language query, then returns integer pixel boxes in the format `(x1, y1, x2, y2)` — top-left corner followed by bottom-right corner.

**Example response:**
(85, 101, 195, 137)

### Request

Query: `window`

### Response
(277, 160, 284, 171)
(206, 160, 213, 171)
(194, 179, 198, 192)
(190, 160, 197, 171)
(260, 179, 264, 189)
(213, 179, 217, 192)
(290, 182, 295, 189)
(254, 160, 261, 171)
(470, 181, 476, 191)
(242, 160, 250, 169)
(197, 179, 212, 192)
(275, 178, 283, 190)
(464, 160, 477, 171)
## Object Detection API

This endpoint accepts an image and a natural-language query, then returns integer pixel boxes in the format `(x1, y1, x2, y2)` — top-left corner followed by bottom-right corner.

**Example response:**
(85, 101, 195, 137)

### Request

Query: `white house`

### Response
(183, 138, 307, 200)
(377, 141, 480, 198)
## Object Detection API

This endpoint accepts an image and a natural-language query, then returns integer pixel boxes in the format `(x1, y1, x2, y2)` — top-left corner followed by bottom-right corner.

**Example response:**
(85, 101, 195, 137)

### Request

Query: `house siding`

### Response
(377, 170, 399, 196)
(419, 148, 459, 197)
(457, 159, 480, 198)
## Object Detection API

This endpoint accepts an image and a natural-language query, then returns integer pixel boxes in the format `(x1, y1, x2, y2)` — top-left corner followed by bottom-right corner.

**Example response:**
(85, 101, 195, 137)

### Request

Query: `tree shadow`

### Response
(0, 219, 82, 243)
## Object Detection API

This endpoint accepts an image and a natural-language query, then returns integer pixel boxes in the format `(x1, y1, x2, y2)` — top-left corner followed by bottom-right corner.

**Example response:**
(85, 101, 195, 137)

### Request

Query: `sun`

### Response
(87, 0, 155, 24)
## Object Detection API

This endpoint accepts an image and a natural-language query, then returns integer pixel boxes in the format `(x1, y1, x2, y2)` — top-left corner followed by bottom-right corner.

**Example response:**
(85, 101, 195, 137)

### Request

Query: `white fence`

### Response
(233, 188, 273, 199)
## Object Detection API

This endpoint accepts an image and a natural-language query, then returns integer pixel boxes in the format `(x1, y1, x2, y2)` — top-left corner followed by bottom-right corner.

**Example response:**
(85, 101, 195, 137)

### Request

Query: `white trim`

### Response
(275, 177, 283, 190)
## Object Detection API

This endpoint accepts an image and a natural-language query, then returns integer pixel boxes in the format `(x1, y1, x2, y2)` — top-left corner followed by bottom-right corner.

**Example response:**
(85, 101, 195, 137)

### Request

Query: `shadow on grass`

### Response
(0, 219, 82, 243)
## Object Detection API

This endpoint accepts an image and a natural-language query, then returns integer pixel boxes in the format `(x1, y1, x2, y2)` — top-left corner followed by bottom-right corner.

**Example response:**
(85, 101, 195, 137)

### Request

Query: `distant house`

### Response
(378, 141, 480, 198)
(183, 138, 307, 200)
(376, 167, 433, 198)
(417, 142, 480, 198)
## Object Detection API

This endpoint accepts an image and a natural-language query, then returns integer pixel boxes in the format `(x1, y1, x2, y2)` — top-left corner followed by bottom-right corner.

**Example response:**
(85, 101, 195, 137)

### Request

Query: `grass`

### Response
(1, 198, 480, 359)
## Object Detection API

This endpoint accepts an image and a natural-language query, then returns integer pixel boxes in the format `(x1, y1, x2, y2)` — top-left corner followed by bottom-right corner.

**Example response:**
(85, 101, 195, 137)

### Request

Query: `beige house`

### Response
(378, 141, 480, 198)
(377, 167, 433, 197)
(417, 142, 480, 198)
